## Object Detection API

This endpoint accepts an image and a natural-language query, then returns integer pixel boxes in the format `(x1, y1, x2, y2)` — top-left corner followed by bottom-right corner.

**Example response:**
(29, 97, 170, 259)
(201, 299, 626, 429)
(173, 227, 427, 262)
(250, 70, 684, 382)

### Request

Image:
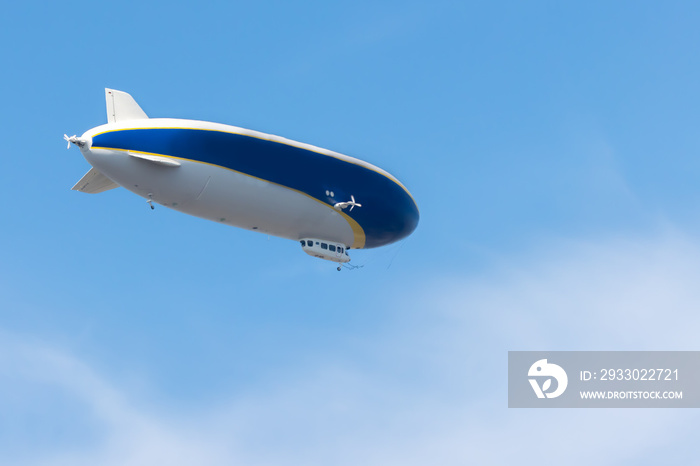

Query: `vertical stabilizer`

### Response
(105, 89, 148, 123)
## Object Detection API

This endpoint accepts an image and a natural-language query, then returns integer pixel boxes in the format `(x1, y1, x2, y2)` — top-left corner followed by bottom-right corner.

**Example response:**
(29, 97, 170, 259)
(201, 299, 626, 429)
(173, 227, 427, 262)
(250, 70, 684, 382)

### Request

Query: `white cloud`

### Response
(425, 229, 700, 350)
(2, 229, 700, 465)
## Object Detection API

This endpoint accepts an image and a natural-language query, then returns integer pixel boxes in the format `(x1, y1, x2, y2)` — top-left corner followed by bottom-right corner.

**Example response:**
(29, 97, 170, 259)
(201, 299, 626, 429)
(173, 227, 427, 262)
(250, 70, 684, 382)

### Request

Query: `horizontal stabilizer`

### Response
(72, 168, 120, 193)
(106, 89, 148, 123)
(128, 151, 181, 167)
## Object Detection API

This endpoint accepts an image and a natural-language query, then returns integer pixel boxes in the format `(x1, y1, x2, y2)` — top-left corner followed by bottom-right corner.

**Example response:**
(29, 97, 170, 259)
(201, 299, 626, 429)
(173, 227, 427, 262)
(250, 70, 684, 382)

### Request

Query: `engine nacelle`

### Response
(299, 238, 351, 263)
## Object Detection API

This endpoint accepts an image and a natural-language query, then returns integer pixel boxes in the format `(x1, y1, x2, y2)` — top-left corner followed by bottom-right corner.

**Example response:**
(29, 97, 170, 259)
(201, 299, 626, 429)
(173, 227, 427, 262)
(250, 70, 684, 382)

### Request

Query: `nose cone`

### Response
(381, 190, 419, 245)
(353, 180, 419, 249)
(404, 196, 420, 236)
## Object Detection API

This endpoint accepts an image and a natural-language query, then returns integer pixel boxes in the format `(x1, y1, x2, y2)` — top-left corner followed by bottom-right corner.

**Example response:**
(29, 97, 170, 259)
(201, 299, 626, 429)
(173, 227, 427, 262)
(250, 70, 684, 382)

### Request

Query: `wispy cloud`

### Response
(2, 229, 700, 465)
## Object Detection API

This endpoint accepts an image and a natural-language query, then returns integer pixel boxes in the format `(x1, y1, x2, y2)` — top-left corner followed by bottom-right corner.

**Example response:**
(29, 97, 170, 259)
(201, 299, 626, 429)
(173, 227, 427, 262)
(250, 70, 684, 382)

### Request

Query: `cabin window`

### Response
(338, 247, 343, 253)
(321, 243, 328, 250)
(300, 240, 306, 247)
(329, 245, 336, 252)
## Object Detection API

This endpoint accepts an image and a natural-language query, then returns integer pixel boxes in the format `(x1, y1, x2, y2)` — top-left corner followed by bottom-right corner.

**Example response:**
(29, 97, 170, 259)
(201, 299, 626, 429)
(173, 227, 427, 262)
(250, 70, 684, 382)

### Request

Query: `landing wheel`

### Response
(337, 266, 341, 271)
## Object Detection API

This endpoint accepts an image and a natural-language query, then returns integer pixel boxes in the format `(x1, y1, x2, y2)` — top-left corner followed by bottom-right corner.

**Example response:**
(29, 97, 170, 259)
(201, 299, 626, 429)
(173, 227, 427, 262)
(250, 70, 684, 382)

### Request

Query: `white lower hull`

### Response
(83, 148, 357, 247)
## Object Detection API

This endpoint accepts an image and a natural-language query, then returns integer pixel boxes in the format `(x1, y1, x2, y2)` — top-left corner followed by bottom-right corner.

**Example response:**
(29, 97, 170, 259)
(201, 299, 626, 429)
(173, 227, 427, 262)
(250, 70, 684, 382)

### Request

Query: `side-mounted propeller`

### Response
(334, 195, 362, 212)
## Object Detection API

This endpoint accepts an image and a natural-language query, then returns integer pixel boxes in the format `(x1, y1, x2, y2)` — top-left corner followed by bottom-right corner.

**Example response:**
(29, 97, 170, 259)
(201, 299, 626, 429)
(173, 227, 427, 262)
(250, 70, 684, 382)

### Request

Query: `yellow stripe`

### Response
(92, 146, 367, 249)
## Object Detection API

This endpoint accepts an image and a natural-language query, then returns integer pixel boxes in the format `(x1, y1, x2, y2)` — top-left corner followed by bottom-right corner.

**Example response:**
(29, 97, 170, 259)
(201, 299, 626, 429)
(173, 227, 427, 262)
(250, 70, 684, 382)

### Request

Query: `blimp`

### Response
(66, 89, 419, 268)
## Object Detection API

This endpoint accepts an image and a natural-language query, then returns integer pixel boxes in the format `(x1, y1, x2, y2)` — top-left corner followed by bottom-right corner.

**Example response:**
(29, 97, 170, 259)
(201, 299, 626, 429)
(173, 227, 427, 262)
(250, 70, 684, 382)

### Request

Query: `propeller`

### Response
(334, 195, 362, 212)
(64, 134, 86, 149)
(348, 195, 362, 211)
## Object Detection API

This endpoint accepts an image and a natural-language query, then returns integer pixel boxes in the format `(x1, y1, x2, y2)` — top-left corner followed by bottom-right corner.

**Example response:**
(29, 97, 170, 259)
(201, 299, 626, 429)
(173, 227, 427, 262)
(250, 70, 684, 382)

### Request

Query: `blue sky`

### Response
(2, 1, 700, 464)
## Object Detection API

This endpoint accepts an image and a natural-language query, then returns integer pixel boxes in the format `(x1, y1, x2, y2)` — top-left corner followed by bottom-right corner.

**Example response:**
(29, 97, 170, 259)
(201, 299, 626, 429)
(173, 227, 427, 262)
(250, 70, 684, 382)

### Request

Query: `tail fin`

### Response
(72, 167, 120, 194)
(105, 89, 148, 123)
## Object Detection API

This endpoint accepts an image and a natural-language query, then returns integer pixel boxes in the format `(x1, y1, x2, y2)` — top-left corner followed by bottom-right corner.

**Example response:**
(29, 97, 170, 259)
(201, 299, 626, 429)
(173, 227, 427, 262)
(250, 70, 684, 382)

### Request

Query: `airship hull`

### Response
(77, 118, 418, 251)
(68, 89, 419, 264)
